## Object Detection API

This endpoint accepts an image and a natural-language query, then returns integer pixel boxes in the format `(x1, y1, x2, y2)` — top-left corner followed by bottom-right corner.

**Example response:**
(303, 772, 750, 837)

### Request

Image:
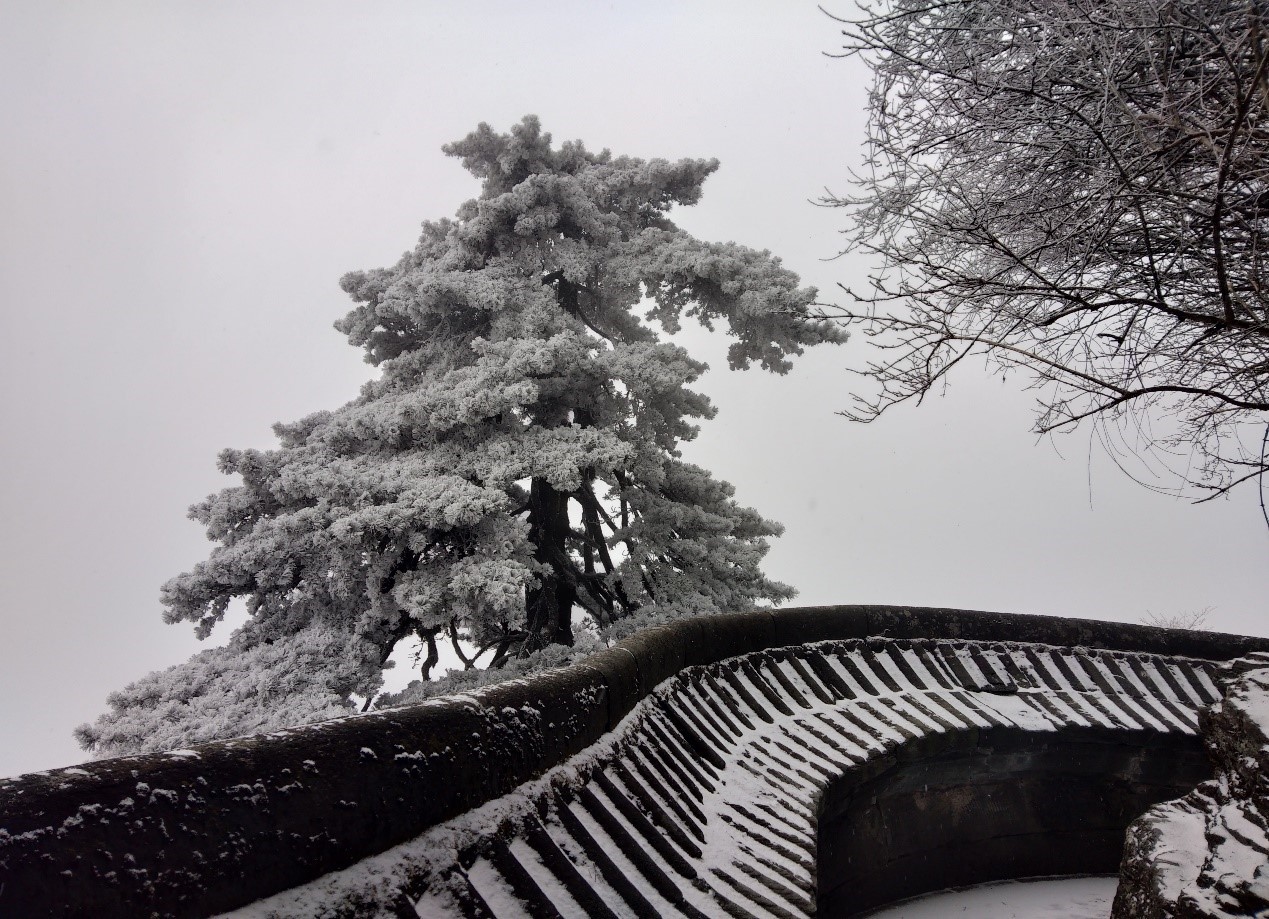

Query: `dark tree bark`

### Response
(524, 477, 575, 651)
(419, 628, 439, 681)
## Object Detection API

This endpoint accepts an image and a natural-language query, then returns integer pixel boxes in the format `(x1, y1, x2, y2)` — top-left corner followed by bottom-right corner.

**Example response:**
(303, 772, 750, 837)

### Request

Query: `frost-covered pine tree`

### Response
(77, 117, 844, 757)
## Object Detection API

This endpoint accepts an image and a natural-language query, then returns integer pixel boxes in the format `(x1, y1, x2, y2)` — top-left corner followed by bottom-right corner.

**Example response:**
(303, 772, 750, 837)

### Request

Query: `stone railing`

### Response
(2, 605, 1266, 918)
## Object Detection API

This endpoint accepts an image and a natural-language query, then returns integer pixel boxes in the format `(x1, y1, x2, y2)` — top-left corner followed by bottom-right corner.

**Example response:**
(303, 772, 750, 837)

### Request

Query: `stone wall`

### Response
(2, 605, 1266, 918)
(1114, 652, 1269, 918)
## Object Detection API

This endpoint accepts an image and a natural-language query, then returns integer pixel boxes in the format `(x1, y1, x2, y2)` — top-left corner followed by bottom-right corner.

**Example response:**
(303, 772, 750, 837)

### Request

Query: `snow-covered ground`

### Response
(867, 876, 1117, 918)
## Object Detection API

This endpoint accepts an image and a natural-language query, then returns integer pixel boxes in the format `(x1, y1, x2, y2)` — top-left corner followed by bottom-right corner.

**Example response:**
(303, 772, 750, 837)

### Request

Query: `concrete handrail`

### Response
(2, 605, 1266, 917)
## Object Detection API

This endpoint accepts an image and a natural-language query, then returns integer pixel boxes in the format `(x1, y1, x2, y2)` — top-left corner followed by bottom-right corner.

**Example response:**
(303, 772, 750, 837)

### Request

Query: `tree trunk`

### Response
(524, 477, 575, 651)
(419, 629, 439, 681)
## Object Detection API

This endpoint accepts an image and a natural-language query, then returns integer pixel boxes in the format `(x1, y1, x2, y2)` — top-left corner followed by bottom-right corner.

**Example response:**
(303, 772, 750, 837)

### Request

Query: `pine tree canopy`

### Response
(76, 117, 845, 757)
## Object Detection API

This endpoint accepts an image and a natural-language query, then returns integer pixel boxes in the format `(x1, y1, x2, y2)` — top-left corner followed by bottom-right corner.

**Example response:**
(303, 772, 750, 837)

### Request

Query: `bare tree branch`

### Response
(827, 0, 1269, 503)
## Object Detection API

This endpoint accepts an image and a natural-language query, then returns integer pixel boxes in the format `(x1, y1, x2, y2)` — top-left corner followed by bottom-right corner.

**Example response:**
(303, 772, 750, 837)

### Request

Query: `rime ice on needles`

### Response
(77, 117, 843, 757)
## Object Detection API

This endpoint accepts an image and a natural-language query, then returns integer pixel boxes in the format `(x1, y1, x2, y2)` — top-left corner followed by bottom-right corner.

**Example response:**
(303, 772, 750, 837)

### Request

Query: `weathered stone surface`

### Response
(3, 606, 1267, 918)
(1113, 653, 1269, 919)
(0, 677, 612, 918)
(233, 638, 1226, 918)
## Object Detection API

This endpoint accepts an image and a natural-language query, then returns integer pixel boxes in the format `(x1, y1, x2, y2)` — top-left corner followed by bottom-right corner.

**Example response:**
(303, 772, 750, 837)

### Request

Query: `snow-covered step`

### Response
(215, 638, 1222, 918)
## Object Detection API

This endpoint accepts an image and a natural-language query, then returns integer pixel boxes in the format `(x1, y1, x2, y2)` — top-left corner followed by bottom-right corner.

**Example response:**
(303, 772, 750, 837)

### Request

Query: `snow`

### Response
(1141, 798, 1208, 904)
(219, 640, 1212, 918)
(79, 116, 835, 760)
(977, 692, 1059, 731)
(465, 858, 534, 919)
(866, 876, 1118, 918)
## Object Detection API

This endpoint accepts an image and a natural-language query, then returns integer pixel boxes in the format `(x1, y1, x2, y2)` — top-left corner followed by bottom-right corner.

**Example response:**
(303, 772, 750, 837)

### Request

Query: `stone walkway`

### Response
(231, 638, 1221, 918)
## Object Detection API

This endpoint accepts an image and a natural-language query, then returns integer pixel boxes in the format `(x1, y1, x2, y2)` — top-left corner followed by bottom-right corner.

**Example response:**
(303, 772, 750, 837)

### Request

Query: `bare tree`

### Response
(823, 0, 1269, 509)
(1140, 606, 1214, 630)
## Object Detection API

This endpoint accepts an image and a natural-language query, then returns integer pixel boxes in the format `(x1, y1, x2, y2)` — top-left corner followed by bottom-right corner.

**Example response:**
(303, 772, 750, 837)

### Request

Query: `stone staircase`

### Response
(4, 606, 1264, 918)
(235, 638, 1223, 918)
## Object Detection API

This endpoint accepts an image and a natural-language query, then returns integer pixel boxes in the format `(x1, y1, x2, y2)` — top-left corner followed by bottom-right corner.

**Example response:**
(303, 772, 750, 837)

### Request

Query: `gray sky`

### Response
(2, 1, 1266, 780)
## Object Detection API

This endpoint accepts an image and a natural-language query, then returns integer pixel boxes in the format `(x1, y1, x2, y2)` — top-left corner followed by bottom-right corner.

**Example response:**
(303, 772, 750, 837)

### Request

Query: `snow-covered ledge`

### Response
(2, 606, 1267, 918)
(1114, 653, 1269, 917)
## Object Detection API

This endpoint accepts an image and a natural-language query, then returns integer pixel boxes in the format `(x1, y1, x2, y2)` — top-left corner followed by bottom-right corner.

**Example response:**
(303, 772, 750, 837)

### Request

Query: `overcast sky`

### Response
(2, 1, 1266, 780)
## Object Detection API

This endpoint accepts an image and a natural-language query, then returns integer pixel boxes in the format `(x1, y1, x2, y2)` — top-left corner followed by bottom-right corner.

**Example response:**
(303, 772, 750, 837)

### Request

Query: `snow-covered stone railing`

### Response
(2, 605, 1267, 918)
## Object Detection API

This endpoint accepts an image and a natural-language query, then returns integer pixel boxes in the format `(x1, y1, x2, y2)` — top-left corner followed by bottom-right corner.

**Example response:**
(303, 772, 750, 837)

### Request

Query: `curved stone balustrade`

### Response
(236, 637, 1224, 918)
(2, 606, 1267, 918)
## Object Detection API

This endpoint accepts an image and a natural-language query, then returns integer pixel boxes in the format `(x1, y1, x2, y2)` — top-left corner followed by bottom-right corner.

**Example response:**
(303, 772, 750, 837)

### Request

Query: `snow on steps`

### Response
(1114, 654, 1269, 918)
(5, 606, 1265, 918)
(228, 638, 1223, 919)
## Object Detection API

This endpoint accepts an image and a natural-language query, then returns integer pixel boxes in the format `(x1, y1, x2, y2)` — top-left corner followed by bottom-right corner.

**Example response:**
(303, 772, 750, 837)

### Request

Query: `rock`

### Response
(1113, 654, 1269, 918)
